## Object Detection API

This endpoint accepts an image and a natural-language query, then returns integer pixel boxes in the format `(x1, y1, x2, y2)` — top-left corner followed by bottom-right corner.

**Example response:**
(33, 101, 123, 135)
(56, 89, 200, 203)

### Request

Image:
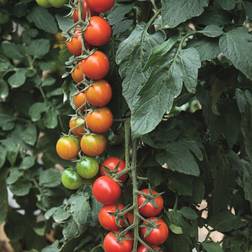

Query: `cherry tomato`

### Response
(81, 51, 109, 80)
(76, 156, 99, 179)
(86, 0, 114, 13)
(48, 0, 67, 8)
(71, 62, 85, 83)
(36, 0, 51, 8)
(137, 245, 163, 252)
(61, 167, 82, 190)
(86, 80, 112, 107)
(84, 16, 112, 46)
(92, 176, 121, 205)
(56, 135, 80, 160)
(66, 29, 82, 56)
(85, 107, 113, 133)
(140, 218, 169, 246)
(73, 92, 87, 110)
(127, 212, 134, 225)
(80, 133, 107, 156)
(103, 232, 133, 252)
(137, 189, 164, 217)
(69, 116, 85, 137)
(72, 0, 88, 22)
(100, 156, 127, 182)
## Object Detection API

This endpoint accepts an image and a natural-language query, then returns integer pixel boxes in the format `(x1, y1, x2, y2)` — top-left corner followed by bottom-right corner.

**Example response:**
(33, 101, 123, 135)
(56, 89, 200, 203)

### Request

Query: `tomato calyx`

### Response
(137, 189, 164, 210)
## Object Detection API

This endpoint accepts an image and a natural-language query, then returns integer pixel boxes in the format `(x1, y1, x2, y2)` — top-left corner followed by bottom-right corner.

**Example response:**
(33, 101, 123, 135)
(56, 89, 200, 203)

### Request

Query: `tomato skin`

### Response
(100, 156, 127, 182)
(69, 116, 85, 137)
(80, 133, 107, 156)
(137, 189, 164, 217)
(71, 63, 84, 83)
(86, 0, 114, 13)
(98, 204, 126, 231)
(61, 167, 82, 190)
(92, 176, 121, 205)
(103, 232, 133, 252)
(86, 80, 112, 107)
(48, 0, 66, 8)
(36, 0, 51, 8)
(140, 218, 169, 246)
(86, 107, 113, 133)
(56, 135, 80, 160)
(73, 92, 86, 110)
(81, 51, 109, 80)
(84, 16, 112, 46)
(76, 156, 99, 179)
(66, 30, 82, 56)
(137, 245, 163, 252)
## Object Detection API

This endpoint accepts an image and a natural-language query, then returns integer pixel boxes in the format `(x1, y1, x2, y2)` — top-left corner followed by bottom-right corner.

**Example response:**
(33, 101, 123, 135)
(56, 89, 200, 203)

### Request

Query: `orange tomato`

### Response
(69, 116, 85, 137)
(73, 92, 87, 109)
(66, 29, 82, 56)
(71, 62, 85, 83)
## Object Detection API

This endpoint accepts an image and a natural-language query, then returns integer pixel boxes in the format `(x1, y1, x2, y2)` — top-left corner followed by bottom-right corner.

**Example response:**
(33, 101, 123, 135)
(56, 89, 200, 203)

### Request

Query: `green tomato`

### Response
(36, 0, 51, 8)
(48, 0, 67, 8)
(76, 157, 99, 179)
(61, 167, 82, 190)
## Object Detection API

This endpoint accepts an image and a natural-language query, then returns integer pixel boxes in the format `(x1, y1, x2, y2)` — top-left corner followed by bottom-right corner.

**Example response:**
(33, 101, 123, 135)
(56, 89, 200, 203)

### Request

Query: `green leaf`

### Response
(27, 7, 58, 34)
(169, 223, 183, 234)
(27, 39, 50, 58)
(202, 241, 224, 252)
(39, 169, 61, 188)
(41, 241, 60, 252)
(0, 169, 8, 223)
(62, 219, 79, 240)
(0, 112, 15, 131)
(0, 56, 11, 72)
(10, 179, 32, 196)
(44, 107, 58, 129)
(161, 0, 208, 28)
(0, 144, 7, 168)
(55, 15, 73, 33)
(199, 25, 223, 38)
(1, 42, 24, 60)
(219, 27, 252, 80)
(53, 206, 71, 223)
(180, 207, 198, 220)
(216, 0, 236, 10)
(21, 123, 37, 146)
(29, 102, 48, 122)
(20, 156, 35, 170)
(0, 80, 9, 101)
(8, 69, 27, 88)
(41, 77, 56, 87)
(7, 168, 23, 184)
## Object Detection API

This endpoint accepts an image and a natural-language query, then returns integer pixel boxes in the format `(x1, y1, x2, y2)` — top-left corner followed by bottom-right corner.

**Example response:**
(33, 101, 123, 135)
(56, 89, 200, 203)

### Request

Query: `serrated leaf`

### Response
(202, 241, 224, 252)
(39, 169, 61, 188)
(8, 69, 27, 88)
(21, 123, 37, 146)
(199, 25, 223, 38)
(27, 39, 50, 58)
(20, 156, 35, 170)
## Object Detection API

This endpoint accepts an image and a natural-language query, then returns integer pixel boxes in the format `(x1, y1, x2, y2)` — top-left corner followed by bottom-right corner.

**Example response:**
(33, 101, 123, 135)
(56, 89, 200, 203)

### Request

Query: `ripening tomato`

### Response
(92, 176, 121, 205)
(98, 204, 127, 231)
(66, 29, 82, 56)
(86, 80, 112, 107)
(103, 232, 132, 252)
(76, 156, 99, 179)
(140, 218, 169, 246)
(56, 135, 80, 160)
(61, 167, 82, 190)
(81, 51, 109, 80)
(137, 245, 163, 252)
(80, 133, 107, 156)
(85, 107, 113, 133)
(69, 116, 85, 137)
(71, 63, 85, 83)
(48, 0, 66, 8)
(73, 92, 87, 110)
(36, 0, 51, 8)
(72, 0, 87, 22)
(137, 189, 164, 217)
(100, 156, 127, 182)
(84, 16, 112, 46)
(86, 0, 114, 13)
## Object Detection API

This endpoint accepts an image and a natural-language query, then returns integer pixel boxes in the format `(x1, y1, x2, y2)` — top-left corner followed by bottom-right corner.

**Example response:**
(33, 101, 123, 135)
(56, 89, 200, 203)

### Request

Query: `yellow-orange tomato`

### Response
(56, 135, 80, 160)
(69, 116, 85, 137)
(80, 133, 107, 156)
(86, 80, 112, 107)
(71, 63, 85, 83)
(66, 29, 82, 56)
(86, 107, 113, 133)
(73, 92, 87, 109)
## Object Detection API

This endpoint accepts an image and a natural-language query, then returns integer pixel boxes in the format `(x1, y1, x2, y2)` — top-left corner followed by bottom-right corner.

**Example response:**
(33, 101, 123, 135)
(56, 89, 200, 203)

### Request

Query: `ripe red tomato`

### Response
(56, 135, 80, 160)
(81, 51, 109, 80)
(98, 204, 128, 231)
(86, 80, 112, 107)
(92, 176, 121, 205)
(84, 16, 112, 46)
(103, 232, 133, 252)
(73, 92, 86, 110)
(61, 167, 82, 190)
(66, 29, 82, 56)
(100, 156, 127, 182)
(140, 218, 169, 246)
(85, 107, 113, 133)
(69, 116, 85, 137)
(86, 0, 114, 13)
(72, 0, 88, 22)
(80, 133, 107, 156)
(71, 62, 84, 83)
(137, 245, 163, 252)
(137, 189, 164, 217)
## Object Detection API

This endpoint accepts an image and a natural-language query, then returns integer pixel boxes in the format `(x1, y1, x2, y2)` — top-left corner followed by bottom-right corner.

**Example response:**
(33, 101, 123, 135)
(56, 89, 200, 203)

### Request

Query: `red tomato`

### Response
(66, 29, 82, 56)
(103, 232, 133, 252)
(72, 0, 88, 22)
(137, 189, 164, 217)
(81, 51, 109, 80)
(71, 62, 84, 83)
(86, 80, 112, 107)
(137, 245, 163, 252)
(100, 156, 127, 182)
(98, 204, 128, 231)
(85, 107, 113, 133)
(84, 16, 112, 46)
(140, 218, 169, 246)
(86, 0, 114, 13)
(92, 176, 121, 205)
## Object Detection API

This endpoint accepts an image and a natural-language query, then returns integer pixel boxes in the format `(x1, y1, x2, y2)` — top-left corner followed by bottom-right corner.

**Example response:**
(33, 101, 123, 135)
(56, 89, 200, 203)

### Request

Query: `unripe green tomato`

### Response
(76, 157, 99, 179)
(61, 167, 82, 190)
(48, 0, 67, 8)
(36, 0, 51, 8)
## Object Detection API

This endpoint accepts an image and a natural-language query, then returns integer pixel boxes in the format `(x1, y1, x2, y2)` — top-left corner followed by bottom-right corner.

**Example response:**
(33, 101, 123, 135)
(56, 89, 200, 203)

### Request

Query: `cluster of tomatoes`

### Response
(36, 0, 67, 8)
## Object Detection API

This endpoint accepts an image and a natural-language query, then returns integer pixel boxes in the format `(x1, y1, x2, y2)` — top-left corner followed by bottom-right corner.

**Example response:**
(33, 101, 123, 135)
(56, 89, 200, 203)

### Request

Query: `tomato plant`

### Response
(76, 156, 99, 179)
(61, 167, 82, 190)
